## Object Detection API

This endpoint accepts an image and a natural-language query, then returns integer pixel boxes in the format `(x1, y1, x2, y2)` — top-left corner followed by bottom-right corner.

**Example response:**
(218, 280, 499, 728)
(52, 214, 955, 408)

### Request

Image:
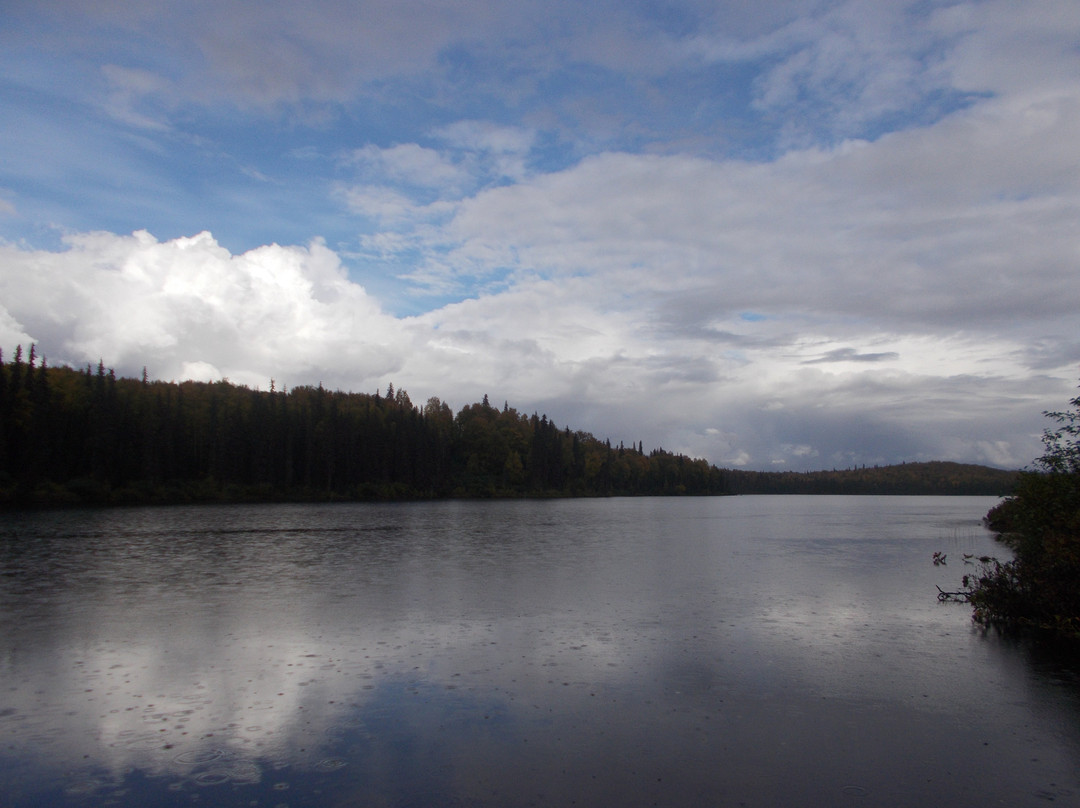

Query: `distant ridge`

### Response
(724, 461, 1018, 496)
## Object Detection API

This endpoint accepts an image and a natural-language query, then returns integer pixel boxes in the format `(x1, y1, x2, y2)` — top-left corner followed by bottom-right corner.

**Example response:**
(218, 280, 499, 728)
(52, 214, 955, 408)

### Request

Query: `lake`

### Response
(1, 496, 1078, 807)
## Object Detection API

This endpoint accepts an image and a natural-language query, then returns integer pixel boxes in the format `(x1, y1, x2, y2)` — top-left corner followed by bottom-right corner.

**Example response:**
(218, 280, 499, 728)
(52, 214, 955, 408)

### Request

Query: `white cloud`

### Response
(435, 121, 535, 154)
(433, 121, 536, 181)
(685, 0, 960, 142)
(930, 0, 1080, 97)
(179, 359, 223, 382)
(394, 90, 1079, 339)
(341, 124, 539, 221)
(729, 450, 752, 467)
(100, 64, 173, 131)
(0, 230, 404, 390)
(0, 304, 33, 353)
(346, 143, 470, 193)
(974, 440, 1021, 469)
(339, 184, 429, 225)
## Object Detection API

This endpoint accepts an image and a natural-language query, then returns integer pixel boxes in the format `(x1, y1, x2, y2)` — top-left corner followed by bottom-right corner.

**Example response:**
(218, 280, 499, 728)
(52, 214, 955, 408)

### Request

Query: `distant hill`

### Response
(723, 461, 1018, 496)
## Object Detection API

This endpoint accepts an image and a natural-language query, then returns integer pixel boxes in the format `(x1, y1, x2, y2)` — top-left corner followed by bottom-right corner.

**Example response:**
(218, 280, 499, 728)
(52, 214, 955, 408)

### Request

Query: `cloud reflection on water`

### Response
(1, 498, 1078, 806)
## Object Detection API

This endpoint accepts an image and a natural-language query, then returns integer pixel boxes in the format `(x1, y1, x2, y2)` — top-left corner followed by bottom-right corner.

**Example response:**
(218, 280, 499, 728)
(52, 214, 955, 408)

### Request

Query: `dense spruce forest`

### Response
(0, 347, 1016, 507)
(0, 347, 726, 506)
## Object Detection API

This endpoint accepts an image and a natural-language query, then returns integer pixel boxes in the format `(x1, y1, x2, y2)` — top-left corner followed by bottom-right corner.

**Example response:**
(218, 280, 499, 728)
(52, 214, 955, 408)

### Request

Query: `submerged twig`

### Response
(937, 585, 970, 603)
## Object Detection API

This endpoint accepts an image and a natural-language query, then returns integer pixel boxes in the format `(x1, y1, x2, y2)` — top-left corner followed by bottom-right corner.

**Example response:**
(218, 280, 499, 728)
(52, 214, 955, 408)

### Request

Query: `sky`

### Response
(1, 0, 1078, 471)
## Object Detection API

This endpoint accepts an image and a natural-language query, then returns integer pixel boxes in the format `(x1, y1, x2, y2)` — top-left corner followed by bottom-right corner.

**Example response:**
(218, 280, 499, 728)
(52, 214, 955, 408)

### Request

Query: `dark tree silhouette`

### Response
(1, 347, 1016, 509)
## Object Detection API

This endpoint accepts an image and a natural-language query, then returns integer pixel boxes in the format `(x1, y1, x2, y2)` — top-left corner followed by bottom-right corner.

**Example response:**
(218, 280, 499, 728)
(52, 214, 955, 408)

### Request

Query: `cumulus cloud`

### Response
(0, 306, 33, 354)
(0, 230, 404, 390)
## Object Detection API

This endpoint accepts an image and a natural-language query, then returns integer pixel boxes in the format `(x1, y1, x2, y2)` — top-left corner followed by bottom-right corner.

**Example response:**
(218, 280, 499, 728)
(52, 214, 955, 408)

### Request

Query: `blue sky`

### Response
(2, 0, 1079, 470)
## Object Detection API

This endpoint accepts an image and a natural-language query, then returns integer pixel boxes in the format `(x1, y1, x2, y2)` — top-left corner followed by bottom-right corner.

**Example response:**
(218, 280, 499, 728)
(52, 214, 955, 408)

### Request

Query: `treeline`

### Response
(0, 348, 725, 506)
(725, 461, 1018, 496)
(0, 347, 1021, 507)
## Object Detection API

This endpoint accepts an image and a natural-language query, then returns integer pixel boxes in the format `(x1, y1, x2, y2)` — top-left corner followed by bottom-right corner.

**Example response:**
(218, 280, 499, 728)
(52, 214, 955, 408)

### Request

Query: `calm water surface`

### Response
(1, 496, 1078, 807)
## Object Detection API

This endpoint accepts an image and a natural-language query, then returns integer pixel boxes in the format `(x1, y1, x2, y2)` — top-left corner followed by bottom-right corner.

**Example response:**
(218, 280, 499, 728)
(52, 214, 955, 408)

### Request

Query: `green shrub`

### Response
(966, 385, 1080, 637)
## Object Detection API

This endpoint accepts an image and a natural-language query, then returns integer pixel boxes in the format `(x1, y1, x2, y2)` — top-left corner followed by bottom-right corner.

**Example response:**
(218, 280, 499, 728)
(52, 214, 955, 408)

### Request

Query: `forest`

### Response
(0, 347, 726, 506)
(0, 346, 1016, 507)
